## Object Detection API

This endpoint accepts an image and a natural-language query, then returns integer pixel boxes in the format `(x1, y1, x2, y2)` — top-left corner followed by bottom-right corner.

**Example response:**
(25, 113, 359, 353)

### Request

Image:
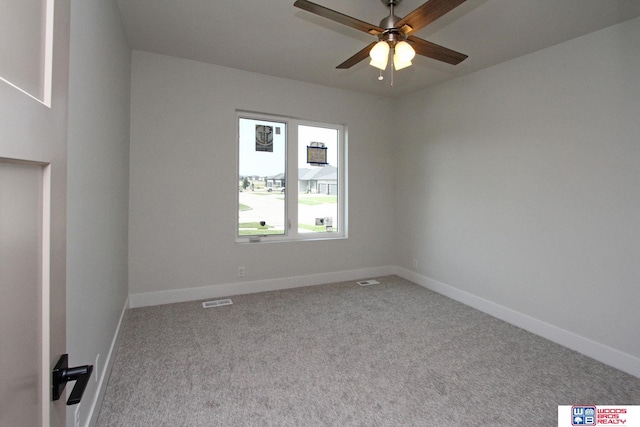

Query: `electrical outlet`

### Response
(412, 259, 418, 269)
(237, 266, 245, 277)
(95, 354, 100, 382)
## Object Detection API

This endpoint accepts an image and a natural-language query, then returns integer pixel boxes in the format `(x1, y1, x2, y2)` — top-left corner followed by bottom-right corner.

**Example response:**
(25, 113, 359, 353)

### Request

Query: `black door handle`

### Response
(52, 354, 93, 405)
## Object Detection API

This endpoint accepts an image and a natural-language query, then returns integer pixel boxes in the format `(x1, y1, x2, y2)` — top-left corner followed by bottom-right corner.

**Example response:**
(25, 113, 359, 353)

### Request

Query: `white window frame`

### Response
(236, 111, 347, 243)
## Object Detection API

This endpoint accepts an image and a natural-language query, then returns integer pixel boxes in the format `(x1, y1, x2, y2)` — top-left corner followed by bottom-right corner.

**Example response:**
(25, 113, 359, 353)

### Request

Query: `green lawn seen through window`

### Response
(298, 195, 337, 205)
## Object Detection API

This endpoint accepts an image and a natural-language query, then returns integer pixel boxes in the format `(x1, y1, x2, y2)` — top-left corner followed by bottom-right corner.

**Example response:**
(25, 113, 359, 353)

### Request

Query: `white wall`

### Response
(66, 0, 130, 425)
(128, 52, 396, 298)
(394, 17, 640, 368)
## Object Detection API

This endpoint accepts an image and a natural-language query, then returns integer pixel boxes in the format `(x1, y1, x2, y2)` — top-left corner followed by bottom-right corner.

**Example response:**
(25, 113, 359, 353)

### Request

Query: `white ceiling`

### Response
(115, 0, 640, 98)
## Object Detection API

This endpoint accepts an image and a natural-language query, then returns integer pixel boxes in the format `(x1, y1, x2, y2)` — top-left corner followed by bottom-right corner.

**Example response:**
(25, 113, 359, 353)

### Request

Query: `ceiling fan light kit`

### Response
(369, 40, 390, 70)
(371, 0, 415, 72)
(392, 40, 416, 70)
(293, 0, 468, 85)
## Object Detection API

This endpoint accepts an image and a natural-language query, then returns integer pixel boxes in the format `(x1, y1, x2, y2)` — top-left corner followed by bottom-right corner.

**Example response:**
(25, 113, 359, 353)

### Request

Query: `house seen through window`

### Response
(237, 112, 346, 242)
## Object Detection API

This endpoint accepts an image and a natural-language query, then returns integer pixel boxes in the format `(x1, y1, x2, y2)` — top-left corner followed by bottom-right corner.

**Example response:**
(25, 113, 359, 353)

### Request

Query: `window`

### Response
(237, 111, 346, 242)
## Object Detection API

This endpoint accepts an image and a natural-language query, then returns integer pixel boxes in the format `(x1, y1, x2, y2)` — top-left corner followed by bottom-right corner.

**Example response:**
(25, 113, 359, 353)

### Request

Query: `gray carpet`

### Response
(96, 276, 640, 426)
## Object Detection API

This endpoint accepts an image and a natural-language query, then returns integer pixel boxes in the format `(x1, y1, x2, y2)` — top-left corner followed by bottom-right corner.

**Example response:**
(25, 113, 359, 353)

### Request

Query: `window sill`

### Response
(236, 234, 347, 244)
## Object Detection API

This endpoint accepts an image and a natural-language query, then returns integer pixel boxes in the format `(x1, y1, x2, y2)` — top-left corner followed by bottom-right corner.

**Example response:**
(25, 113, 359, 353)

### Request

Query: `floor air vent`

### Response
(357, 279, 380, 286)
(202, 299, 233, 308)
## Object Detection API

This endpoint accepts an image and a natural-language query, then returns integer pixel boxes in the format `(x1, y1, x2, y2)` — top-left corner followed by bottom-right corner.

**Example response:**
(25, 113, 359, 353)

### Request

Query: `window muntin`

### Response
(237, 112, 346, 242)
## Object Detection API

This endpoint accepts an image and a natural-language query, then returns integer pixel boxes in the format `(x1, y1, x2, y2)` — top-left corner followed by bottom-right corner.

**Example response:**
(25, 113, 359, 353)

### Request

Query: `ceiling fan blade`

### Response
(408, 35, 467, 65)
(336, 42, 376, 69)
(294, 0, 384, 35)
(396, 0, 467, 34)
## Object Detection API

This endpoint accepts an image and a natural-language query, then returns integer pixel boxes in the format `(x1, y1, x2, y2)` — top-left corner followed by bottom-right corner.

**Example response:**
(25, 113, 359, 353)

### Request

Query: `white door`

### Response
(0, 0, 71, 425)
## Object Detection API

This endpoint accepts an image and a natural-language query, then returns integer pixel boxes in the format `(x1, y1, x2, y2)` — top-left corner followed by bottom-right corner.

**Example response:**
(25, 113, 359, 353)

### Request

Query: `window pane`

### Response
(297, 125, 339, 234)
(238, 118, 286, 236)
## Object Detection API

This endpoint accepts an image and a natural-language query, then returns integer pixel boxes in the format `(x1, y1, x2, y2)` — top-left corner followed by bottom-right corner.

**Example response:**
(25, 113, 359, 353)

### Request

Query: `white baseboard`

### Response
(129, 266, 395, 308)
(87, 296, 129, 427)
(394, 266, 640, 379)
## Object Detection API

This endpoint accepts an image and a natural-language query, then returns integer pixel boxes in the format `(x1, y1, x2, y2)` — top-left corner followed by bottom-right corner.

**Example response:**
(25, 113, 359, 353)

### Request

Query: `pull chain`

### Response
(391, 60, 394, 87)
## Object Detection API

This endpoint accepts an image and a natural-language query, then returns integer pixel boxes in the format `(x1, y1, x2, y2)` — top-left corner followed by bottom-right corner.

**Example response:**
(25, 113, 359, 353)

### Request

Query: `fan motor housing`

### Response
(380, 14, 402, 29)
(379, 0, 403, 29)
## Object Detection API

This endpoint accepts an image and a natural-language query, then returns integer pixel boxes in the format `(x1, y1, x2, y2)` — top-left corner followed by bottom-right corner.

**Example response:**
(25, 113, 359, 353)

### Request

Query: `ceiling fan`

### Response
(293, 0, 468, 72)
